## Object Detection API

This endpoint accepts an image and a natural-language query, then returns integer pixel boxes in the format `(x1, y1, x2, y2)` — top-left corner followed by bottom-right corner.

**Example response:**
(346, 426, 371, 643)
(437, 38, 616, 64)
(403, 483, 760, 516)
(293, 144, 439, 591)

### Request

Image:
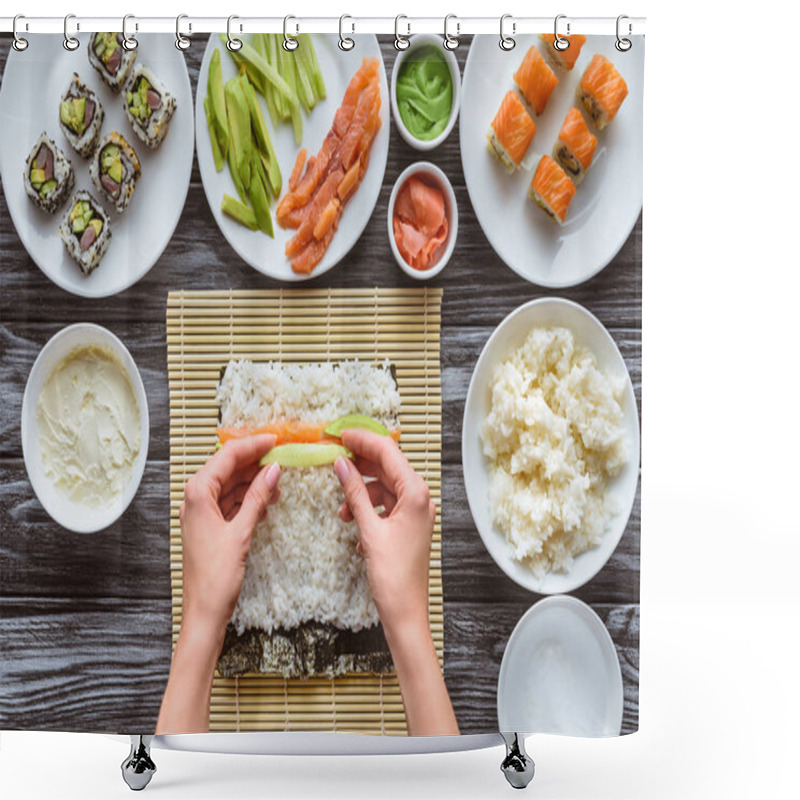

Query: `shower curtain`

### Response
(0, 27, 642, 741)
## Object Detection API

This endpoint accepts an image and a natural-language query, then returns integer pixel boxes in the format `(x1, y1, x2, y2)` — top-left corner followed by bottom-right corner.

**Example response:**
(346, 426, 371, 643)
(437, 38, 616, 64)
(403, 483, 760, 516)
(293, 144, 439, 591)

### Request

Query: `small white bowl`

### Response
(497, 596, 623, 736)
(462, 298, 640, 594)
(388, 161, 458, 281)
(21, 323, 150, 534)
(391, 34, 461, 151)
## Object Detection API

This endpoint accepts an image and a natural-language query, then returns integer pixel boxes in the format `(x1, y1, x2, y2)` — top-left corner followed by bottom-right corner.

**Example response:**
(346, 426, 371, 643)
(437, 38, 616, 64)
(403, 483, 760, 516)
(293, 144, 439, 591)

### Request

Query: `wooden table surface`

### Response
(0, 35, 640, 736)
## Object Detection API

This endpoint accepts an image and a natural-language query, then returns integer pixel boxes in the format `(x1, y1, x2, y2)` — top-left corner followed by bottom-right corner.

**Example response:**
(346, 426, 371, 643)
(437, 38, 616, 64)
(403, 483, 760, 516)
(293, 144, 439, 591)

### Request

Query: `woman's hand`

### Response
(180, 434, 281, 644)
(334, 429, 459, 736)
(156, 434, 280, 734)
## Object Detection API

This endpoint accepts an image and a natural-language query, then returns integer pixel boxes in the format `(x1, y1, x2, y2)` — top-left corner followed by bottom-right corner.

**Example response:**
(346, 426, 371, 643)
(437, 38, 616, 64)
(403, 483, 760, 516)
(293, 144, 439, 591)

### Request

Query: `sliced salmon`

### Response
(538, 34, 587, 71)
(513, 46, 559, 115)
(488, 90, 536, 170)
(528, 155, 576, 224)
(288, 148, 307, 192)
(553, 106, 597, 183)
(578, 54, 628, 130)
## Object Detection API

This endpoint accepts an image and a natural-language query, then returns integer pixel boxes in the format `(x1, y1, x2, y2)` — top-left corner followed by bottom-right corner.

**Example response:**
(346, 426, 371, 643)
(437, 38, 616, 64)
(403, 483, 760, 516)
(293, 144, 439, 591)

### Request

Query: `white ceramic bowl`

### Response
(462, 298, 640, 594)
(387, 162, 458, 280)
(391, 34, 461, 151)
(497, 596, 623, 736)
(21, 324, 150, 533)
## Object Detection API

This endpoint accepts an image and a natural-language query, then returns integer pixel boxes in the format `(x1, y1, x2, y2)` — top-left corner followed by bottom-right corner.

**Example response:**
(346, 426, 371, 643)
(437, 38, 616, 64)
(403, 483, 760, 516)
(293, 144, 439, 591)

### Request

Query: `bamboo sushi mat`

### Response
(167, 287, 443, 735)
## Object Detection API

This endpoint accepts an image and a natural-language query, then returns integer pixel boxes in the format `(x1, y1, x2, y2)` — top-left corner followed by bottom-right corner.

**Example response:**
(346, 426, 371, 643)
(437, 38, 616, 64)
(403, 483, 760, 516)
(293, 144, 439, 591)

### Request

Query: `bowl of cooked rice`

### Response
(462, 298, 640, 594)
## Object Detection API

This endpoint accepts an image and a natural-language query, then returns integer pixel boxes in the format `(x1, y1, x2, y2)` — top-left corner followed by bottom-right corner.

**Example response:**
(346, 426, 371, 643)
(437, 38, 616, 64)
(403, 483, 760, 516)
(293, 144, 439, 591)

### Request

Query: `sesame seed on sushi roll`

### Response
(90, 132, 141, 214)
(552, 107, 597, 185)
(58, 191, 112, 275)
(527, 155, 576, 225)
(538, 34, 587, 72)
(88, 32, 137, 93)
(577, 54, 628, 131)
(487, 91, 536, 174)
(124, 65, 177, 150)
(24, 132, 74, 214)
(59, 74, 105, 158)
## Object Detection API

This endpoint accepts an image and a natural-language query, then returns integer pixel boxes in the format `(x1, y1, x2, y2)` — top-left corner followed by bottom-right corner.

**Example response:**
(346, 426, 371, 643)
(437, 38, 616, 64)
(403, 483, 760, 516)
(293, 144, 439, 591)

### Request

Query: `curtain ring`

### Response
(122, 14, 138, 51)
(339, 15, 355, 51)
(226, 15, 242, 51)
(443, 14, 459, 50)
(175, 14, 191, 51)
(394, 15, 410, 51)
(283, 15, 299, 51)
(554, 14, 570, 51)
(63, 14, 79, 51)
(499, 14, 515, 51)
(12, 14, 29, 52)
(616, 15, 632, 51)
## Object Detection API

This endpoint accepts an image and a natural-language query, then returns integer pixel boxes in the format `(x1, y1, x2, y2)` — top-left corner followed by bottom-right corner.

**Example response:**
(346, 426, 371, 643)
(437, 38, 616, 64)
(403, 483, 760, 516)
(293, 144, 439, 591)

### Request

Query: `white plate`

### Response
(195, 35, 390, 282)
(21, 324, 150, 533)
(460, 35, 644, 287)
(0, 34, 193, 298)
(497, 596, 623, 736)
(462, 297, 640, 594)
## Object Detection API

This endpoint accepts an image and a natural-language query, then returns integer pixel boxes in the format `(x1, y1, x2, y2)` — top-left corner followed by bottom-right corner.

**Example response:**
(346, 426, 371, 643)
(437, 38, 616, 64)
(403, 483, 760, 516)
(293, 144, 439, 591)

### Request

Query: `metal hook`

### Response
(616, 15, 632, 51)
(394, 15, 410, 51)
(63, 14, 79, 51)
(12, 14, 28, 52)
(554, 14, 570, 51)
(122, 14, 138, 51)
(443, 14, 459, 51)
(176, 14, 191, 50)
(499, 14, 515, 51)
(226, 15, 242, 51)
(339, 15, 355, 51)
(283, 15, 299, 51)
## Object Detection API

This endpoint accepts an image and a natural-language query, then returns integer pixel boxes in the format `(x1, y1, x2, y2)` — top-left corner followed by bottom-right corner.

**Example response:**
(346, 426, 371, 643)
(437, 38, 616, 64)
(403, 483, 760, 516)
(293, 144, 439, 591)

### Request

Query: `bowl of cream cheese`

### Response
(21, 323, 149, 533)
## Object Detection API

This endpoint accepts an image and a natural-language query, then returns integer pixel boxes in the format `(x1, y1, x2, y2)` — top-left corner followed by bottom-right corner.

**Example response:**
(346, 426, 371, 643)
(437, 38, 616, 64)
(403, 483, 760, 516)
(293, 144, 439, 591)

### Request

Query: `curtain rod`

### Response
(1, 15, 646, 37)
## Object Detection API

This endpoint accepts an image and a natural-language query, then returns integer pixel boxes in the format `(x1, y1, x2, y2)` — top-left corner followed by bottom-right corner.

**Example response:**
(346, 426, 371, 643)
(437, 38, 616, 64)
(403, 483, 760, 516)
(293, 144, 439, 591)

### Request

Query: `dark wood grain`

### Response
(0, 35, 640, 737)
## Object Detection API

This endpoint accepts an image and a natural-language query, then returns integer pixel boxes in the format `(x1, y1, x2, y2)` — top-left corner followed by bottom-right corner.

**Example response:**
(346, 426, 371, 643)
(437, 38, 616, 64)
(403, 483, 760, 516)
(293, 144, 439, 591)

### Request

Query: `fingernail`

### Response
(334, 456, 349, 484)
(264, 463, 280, 492)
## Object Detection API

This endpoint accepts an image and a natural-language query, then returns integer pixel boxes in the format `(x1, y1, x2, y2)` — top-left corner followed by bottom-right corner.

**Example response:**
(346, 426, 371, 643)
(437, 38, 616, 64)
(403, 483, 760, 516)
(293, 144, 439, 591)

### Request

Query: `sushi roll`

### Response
(552, 107, 597, 185)
(513, 46, 559, 117)
(487, 91, 536, 173)
(88, 32, 137, 92)
(59, 73, 104, 158)
(90, 132, 141, 213)
(58, 191, 111, 275)
(538, 34, 587, 72)
(577, 54, 628, 131)
(124, 65, 177, 149)
(23, 132, 74, 214)
(527, 155, 576, 224)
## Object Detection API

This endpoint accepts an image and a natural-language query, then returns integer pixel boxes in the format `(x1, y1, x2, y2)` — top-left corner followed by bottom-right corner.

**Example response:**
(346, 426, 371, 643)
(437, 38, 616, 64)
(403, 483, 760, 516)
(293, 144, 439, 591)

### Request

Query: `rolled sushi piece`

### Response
(578, 54, 628, 131)
(527, 155, 576, 224)
(487, 91, 536, 174)
(90, 131, 141, 213)
(538, 34, 587, 72)
(513, 46, 559, 116)
(24, 132, 74, 214)
(88, 32, 137, 92)
(552, 107, 597, 185)
(124, 65, 177, 149)
(59, 74, 104, 158)
(58, 191, 111, 275)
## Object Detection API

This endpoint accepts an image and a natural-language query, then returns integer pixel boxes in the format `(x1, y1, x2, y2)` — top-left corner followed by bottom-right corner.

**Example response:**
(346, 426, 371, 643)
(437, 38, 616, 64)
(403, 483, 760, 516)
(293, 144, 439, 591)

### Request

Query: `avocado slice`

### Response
(107, 159, 123, 183)
(29, 167, 46, 188)
(259, 443, 353, 468)
(324, 414, 391, 438)
(89, 218, 103, 237)
(39, 179, 57, 198)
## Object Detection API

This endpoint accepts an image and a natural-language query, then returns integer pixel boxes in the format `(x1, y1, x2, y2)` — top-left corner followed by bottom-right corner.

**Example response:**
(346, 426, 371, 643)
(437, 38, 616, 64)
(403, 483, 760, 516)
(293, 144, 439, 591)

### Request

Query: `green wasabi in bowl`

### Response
(395, 45, 453, 141)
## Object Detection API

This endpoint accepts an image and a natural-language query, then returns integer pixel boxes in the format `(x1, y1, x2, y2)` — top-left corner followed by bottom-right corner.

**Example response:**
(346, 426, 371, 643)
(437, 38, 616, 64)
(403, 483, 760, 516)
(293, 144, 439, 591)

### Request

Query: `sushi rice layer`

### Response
(218, 361, 401, 635)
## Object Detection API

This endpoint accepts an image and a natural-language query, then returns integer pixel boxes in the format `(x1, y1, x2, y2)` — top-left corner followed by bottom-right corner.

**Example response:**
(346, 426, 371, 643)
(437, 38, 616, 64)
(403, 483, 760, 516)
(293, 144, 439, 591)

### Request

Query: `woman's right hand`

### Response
(333, 429, 436, 639)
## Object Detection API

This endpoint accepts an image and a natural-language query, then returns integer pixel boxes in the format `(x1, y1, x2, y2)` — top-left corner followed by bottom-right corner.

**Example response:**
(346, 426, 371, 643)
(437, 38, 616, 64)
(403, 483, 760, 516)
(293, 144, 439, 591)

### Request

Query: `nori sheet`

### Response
(217, 622, 394, 678)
